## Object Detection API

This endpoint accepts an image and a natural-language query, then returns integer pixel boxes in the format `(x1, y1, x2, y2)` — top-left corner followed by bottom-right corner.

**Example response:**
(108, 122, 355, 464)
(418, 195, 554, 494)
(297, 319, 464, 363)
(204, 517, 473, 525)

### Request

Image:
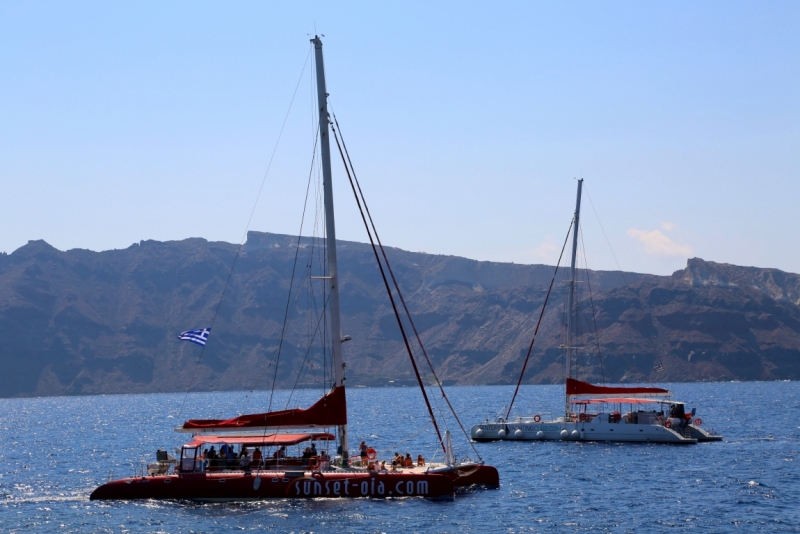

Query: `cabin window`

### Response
(181, 447, 198, 472)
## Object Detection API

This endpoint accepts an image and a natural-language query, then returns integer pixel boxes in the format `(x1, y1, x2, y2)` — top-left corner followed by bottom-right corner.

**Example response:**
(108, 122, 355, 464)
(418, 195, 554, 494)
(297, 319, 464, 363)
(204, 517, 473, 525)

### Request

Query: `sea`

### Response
(1, 381, 798, 533)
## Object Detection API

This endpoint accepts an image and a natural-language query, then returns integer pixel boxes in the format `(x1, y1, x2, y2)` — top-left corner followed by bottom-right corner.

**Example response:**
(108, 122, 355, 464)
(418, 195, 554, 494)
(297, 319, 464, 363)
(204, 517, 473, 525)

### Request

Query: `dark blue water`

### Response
(1, 382, 798, 532)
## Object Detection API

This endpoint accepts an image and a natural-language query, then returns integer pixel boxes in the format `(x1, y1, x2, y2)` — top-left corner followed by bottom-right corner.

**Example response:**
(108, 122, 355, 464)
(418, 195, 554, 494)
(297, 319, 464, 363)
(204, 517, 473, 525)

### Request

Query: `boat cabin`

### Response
(572, 398, 694, 425)
(177, 432, 335, 473)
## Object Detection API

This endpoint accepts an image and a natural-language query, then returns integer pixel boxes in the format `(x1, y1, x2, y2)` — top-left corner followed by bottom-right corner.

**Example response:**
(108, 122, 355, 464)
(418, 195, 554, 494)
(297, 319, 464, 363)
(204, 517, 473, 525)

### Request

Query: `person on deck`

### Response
(240, 448, 251, 471)
(198, 449, 208, 472)
(207, 447, 217, 470)
(359, 441, 368, 466)
(417, 454, 425, 466)
(274, 445, 286, 459)
(252, 447, 262, 467)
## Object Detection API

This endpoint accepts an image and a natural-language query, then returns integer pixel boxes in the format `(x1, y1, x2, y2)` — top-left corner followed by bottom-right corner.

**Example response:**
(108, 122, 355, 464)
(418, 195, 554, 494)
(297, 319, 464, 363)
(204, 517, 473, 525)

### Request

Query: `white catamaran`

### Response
(470, 179, 722, 444)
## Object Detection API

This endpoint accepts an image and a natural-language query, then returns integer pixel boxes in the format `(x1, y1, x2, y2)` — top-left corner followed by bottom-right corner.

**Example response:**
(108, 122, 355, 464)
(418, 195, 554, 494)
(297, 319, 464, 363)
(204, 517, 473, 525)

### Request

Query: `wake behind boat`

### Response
(92, 36, 498, 502)
(470, 179, 722, 445)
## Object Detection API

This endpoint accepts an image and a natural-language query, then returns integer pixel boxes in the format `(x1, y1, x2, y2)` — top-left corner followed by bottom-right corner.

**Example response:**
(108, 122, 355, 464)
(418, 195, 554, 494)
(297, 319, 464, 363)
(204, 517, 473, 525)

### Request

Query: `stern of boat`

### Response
(429, 462, 500, 489)
(686, 424, 723, 442)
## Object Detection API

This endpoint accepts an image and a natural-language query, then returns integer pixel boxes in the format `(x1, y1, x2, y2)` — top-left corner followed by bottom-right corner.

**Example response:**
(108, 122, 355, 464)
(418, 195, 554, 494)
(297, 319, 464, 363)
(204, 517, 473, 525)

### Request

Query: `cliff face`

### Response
(0, 233, 797, 398)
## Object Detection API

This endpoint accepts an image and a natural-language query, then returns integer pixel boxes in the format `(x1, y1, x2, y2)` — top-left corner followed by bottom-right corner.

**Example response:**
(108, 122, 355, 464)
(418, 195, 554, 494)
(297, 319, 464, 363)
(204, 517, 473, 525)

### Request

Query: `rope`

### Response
(579, 185, 661, 389)
(329, 122, 446, 453)
(264, 120, 319, 414)
(332, 115, 478, 457)
(379, 421, 432, 458)
(580, 225, 606, 384)
(584, 186, 628, 287)
(176, 46, 312, 420)
(506, 219, 573, 420)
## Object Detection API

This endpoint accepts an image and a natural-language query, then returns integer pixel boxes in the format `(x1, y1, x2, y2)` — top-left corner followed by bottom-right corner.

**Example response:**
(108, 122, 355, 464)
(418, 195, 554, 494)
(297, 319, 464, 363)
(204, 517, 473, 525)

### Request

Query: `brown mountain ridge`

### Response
(0, 231, 798, 397)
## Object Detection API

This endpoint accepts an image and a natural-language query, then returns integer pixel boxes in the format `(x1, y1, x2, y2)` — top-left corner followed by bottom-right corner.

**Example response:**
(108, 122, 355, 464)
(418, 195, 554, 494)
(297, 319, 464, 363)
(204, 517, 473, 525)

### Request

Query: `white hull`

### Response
(471, 415, 719, 444)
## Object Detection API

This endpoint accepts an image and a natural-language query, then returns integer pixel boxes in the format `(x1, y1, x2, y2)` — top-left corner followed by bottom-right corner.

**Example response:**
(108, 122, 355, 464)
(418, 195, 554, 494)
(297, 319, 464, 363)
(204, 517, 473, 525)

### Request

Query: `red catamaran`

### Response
(91, 36, 499, 502)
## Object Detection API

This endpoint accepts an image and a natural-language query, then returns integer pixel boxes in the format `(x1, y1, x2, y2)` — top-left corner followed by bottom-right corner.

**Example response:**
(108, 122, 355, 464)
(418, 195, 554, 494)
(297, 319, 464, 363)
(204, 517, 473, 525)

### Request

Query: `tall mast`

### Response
(312, 36, 349, 465)
(565, 178, 583, 415)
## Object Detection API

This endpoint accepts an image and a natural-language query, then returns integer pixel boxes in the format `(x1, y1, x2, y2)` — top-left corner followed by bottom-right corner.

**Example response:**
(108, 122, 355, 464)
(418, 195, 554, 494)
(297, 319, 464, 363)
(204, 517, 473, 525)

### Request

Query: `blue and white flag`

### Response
(654, 362, 664, 372)
(178, 328, 211, 347)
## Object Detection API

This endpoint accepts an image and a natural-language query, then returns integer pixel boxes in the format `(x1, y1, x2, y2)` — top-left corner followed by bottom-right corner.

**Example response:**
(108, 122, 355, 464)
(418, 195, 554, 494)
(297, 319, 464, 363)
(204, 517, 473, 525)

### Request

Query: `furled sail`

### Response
(566, 378, 670, 398)
(180, 386, 347, 432)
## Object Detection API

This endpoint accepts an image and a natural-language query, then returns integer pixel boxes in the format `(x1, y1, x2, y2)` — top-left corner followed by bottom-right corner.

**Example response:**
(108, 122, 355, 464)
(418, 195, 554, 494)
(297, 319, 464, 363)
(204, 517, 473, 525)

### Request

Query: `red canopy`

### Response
(566, 378, 670, 398)
(180, 386, 347, 432)
(186, 432, 335, 448)
(572, 397, 662, 405)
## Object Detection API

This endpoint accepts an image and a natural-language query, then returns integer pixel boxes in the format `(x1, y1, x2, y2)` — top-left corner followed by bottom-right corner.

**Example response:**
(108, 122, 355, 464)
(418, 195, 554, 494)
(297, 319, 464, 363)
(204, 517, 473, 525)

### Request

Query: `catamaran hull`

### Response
(90, 471, 459, 501)
(471, 421, 702, 444)
(437, 464, 499, 489)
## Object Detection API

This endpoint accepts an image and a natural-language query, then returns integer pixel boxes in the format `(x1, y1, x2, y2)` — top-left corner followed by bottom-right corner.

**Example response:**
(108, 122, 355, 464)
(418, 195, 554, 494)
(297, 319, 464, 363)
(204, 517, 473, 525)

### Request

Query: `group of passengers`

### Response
(197, 444, 264, 471)
(392, 452, 424, 469)
(301, 443, 318, 460)
(187, 442, 332, 473)
(363, 451, 425, 472)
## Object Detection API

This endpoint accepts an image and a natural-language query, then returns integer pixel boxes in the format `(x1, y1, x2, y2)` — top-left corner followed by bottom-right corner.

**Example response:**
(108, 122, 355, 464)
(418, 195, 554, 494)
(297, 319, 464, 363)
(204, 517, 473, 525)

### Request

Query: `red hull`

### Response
(443, 464, 499, 489)
(90, 471, 457, 501)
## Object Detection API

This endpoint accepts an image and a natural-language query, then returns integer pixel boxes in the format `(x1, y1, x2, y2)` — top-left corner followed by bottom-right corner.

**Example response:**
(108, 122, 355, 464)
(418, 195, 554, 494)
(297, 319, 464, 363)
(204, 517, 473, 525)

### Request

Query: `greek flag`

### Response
(178, 328, 211, 346)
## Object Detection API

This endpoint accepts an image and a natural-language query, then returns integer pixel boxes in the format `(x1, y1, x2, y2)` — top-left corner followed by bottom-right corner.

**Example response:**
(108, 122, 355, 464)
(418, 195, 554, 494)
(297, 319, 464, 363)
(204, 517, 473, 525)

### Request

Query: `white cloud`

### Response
(660, 221, 676, 231)
(523, 238, 559, 262)
(627, 228, 692, 257)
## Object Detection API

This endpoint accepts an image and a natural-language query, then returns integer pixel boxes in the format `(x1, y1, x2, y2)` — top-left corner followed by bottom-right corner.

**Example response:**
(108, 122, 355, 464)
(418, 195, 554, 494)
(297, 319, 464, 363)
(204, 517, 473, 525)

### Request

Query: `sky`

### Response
(1, 1, 798, 276)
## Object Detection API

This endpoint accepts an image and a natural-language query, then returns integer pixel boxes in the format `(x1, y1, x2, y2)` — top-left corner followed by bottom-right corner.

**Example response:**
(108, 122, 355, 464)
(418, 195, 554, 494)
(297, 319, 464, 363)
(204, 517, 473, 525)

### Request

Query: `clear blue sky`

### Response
(1, 1, 798, 275)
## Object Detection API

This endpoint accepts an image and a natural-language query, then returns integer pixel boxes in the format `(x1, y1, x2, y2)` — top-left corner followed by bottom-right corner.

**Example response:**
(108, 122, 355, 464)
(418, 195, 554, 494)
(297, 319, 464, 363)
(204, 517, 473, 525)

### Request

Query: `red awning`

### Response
(181, 386, 347, 432)
(572, 397, 662, 405)
(566, 378, 670, 398)
(186, 432, 335, 448)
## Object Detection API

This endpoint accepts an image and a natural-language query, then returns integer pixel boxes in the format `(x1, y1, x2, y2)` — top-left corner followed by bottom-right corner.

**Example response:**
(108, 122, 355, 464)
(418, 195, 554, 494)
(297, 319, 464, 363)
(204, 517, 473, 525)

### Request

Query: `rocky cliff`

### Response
(0, 232, 797, 397)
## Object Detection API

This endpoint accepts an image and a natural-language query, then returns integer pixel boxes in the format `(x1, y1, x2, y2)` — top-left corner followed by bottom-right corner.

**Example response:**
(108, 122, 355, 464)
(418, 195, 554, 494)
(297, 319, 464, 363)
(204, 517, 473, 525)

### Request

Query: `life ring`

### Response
(366, 447, 377, 460)
(664, 420, 672, 429)
(694, 418, 702, 426)
(308, 456, 320, 470)
(579, 413, 587, 422)
(533, 414, 541, 423)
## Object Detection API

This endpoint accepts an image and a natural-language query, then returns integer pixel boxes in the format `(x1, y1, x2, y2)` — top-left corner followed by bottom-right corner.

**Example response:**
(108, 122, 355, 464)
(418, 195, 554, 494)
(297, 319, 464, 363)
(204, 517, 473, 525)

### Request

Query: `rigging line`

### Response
(265, 122, 320, 414)
(241, 130, 320, 413)
(584, 186, 628, 287)
(505, 219, 573, 420)
(241, 252, 313, 413)
(282, 291, 333, 411)
(581, 222, 655, 387)
(176, 46, 312, 420)
(581, 191, 664, 388)
(304, 237, 328, 394)
(329, 112, 467, 443)
(579, 225, 606, 385)
(251, 293, 333, 475)
(251, 291, 332, 472)
(330, 112, 475, 456)
(381, 420, 432, 457)
(329, 123, 446, 454)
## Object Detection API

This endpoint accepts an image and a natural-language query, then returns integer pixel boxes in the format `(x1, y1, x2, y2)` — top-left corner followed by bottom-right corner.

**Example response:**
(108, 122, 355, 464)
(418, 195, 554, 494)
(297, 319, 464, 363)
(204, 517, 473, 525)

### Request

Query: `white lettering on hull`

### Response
(291, 477, 428, 497)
